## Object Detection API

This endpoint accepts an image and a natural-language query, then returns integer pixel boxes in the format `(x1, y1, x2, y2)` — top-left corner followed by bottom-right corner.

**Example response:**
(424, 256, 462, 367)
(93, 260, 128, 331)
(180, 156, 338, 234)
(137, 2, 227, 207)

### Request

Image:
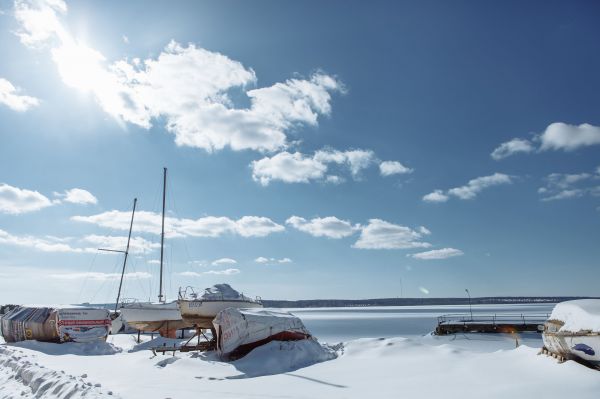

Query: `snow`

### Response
(549, 299, 600, 332)
(200, 283, 250, 300)
(2, 332, 600, 399)
(1, 303, 600, 399)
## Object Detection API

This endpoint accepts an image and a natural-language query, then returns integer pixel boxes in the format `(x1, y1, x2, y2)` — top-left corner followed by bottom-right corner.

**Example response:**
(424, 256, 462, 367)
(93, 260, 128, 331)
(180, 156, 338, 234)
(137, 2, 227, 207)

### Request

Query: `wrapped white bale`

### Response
(213, 308, 312, 359)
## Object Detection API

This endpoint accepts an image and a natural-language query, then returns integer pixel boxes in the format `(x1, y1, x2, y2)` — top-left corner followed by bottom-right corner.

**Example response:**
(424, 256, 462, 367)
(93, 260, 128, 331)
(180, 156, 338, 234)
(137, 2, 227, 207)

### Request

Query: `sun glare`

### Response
(51, 39, 107, 92)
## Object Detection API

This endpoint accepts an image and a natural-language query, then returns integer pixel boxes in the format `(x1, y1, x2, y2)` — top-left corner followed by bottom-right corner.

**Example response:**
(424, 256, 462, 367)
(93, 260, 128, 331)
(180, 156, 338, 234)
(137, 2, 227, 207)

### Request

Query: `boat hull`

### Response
(178, 300, 263, 329)
(543, 319, 600, 367)
(119, 302, 191, 337)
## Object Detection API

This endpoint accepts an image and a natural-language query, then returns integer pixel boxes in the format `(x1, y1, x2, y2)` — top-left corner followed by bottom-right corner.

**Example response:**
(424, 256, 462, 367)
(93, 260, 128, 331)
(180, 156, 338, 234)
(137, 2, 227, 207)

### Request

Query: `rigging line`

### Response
(77, 251, 99, 304)
(168, 177, 195, 266)
(89, 254, 121, 304)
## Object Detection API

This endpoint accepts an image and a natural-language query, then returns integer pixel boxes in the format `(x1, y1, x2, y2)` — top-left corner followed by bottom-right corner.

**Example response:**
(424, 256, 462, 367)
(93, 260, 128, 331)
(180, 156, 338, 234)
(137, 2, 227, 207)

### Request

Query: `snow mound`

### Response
(0, 345, 117, 398)
(201, 283, 247, 300)
(549, 299, 600, 332)
(10, 340, 121, 356)
(228, 339, 337, 378)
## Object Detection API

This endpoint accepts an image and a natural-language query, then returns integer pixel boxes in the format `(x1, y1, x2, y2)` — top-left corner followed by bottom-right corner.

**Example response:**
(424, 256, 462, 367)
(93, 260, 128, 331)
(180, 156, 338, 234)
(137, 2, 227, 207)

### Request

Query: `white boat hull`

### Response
(178, 300, 263, 329)
(119, 302, 190, 336)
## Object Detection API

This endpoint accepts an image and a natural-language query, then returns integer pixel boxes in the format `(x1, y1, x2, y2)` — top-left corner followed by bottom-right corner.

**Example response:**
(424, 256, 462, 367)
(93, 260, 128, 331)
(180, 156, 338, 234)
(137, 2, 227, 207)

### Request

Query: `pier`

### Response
(435, 313, 548, 335)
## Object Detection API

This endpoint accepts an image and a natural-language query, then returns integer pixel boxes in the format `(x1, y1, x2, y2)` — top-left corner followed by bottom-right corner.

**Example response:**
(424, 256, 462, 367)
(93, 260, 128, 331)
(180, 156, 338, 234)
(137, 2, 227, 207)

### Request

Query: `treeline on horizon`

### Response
(2, 297, 599, 311)
(262, 296, 599, 308)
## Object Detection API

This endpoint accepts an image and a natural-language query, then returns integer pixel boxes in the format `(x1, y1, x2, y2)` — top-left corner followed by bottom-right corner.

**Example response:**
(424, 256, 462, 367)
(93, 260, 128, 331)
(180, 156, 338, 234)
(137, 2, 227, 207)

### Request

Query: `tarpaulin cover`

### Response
(1, 306, 111, 343)
(213, 308, 311, 356)
(201, 284, 250, 301)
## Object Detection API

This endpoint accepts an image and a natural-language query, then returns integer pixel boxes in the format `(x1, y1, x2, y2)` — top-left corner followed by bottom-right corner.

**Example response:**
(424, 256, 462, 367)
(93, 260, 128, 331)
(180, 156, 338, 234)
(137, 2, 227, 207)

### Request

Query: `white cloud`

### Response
(251, 148, 388, 186)
(54, 188, 98, 205)
(0, 229, 159, 255)
(211, 258, 237, 266)
(203, 268, 240, 275)
(72, 210, 284, 238)
(14, 0, 67, 47)
(491, 138, 534, 160)
(254, 256, 292, 265)
(424, 173, 512, 202)
(251, 151, 327, 186)
(49, 271, 151, 281)
(0, 183, 52, 214)
(81, 234, 160, 255)
(122, 35, 129, 44)
(379, 161, 413, 176)
(409, 247, 464, 260)
(422, 190, 449, 203)
(539, 122, 600, 152)
(314, 149, 375, 176)
(286, 216, 358, 239)
(148, 260, 161, 265)
(179, 269, 240, 276)
(0, 78, 39, 111)
(0, 229, 86, 253)
(419, 287, 430, 295)
(14, 3, 343, 153)
(352, 219, 431, 250)
(418, 226, 431, 235)
(538, 169, 599, 201)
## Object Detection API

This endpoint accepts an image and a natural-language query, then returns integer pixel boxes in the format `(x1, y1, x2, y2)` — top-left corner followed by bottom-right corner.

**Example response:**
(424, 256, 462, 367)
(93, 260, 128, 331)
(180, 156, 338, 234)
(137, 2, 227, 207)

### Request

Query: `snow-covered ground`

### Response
(1, 304, 600, 398)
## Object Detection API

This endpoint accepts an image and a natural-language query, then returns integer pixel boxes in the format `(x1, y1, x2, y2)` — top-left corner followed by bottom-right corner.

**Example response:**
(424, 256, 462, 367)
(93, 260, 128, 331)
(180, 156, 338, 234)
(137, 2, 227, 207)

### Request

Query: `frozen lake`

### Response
(282, 303, 555, 343)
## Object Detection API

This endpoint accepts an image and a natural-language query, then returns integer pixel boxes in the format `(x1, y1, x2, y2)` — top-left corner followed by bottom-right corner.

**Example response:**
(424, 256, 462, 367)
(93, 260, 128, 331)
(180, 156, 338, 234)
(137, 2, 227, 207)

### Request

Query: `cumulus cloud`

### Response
(180, 268, 240, 276)
(352, 219, 431, 250)
(254, 256, 292, 265)
(0, 78, 39, 111)
(0, 183, 52, 214)
(251, 148, 379, 186)
(0, 229, 160, 255)
(13, 1, 342, 153)
(0, 229, 86, 253)
(539, 123, 600, 152)
(491, 122, 600, 159)
(491, 138, 534, 160)
(72, 210, 284, 238)
(54, 188, 98, 205)
(538, 168, 600, 201)
(379, 161, 413, 176)
(422, 190, 449, 203)
(423, 173, 512, 203)
(81, 234, 160, 254)
(286, 216, 358, 238)
(49, 271, 151, 281)
(211, 258, 237, 266)
(409, 247, 464, 260)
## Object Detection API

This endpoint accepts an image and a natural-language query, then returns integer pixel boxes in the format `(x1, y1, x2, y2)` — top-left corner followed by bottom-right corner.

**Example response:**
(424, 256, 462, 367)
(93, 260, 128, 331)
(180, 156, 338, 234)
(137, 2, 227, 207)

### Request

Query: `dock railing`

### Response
(435, 313, 549, 335)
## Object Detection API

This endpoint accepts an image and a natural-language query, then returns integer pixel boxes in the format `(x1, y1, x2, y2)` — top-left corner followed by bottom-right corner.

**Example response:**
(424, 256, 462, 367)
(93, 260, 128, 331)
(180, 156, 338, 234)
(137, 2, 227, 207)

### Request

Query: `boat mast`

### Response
(114, 198, 137, 313)
(158, 167, 167, 303)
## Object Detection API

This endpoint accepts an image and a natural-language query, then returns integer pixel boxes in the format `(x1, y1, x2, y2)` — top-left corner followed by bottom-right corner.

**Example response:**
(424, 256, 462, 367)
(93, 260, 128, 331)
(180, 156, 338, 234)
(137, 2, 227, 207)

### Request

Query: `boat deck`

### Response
(435, 313, 548, 335)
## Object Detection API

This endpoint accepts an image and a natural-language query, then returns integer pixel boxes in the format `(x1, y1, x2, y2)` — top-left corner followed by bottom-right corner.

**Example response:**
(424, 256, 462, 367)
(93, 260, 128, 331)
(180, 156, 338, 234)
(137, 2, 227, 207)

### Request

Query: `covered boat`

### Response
(542, 299, 600, 367)
(213, 308, 312, 359)
(178, 284, 263, 329)
(1, 306, 111, 343)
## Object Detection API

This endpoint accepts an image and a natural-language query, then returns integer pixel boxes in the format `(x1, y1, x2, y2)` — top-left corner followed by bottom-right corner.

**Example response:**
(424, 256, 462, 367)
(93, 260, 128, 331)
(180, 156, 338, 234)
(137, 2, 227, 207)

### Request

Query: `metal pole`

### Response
(115, 198, 137, 313)
(465, 288, 473, 321)
(158, 167, 167, 303)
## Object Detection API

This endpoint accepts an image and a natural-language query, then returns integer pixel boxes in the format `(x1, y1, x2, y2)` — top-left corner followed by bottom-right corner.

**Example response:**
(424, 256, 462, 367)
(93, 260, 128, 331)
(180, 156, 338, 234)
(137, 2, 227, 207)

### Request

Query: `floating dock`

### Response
(435, 313, 548, 335)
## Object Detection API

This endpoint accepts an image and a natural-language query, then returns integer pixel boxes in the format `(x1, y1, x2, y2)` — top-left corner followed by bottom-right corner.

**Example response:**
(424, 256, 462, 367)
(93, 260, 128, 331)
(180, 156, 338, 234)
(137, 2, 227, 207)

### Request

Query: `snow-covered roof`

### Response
(549, 299, 600, 332)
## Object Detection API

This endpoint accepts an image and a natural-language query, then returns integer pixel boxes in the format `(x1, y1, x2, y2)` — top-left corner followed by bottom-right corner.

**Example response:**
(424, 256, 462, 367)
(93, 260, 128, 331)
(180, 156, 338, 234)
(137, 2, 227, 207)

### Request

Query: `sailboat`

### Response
(178, 284, 263, 330)
(117, 168, 190, 338)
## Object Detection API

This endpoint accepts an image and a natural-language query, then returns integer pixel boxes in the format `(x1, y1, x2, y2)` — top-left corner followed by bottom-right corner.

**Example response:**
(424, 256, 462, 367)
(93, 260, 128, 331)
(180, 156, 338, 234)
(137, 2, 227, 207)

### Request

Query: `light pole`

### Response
(465, 289, 473, 321)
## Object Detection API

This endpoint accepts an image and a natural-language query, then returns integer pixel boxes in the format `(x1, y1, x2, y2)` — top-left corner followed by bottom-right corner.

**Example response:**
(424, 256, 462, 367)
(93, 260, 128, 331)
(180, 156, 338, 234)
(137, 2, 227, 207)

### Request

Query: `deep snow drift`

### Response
(2, 332, 600, 399)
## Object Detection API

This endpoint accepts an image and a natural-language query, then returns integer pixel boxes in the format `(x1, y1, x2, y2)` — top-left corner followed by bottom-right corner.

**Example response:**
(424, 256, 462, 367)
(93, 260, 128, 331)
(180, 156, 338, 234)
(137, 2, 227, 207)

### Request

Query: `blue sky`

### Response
(0, 0, 599, 304)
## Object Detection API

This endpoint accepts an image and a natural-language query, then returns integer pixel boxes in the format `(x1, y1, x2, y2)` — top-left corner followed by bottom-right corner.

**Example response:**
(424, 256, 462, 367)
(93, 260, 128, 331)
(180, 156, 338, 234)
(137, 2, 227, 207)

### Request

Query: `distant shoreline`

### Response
(4, 297, 597, 312)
